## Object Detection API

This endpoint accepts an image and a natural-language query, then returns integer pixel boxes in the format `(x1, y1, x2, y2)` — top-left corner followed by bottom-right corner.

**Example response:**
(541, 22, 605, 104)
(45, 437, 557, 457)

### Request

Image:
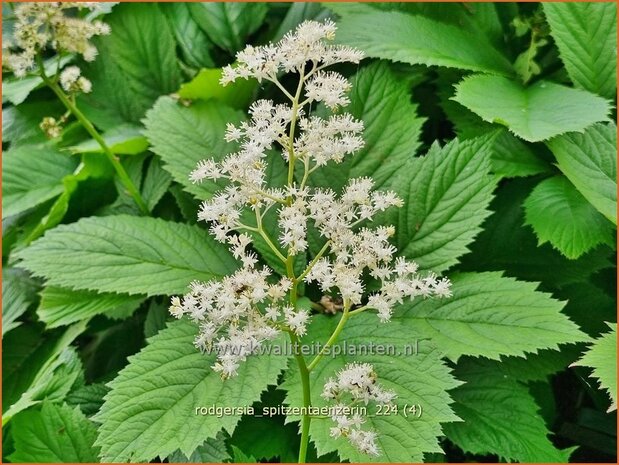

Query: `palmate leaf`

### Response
(392, 272, 589, 361)
(143, 96, 243, 199)
(2, 144, 78, 219)
(547, 123, 617, 224)
(311, 61, 425, 192)
(387, 135, 497, 273)
(444, 358, 572, 462)
(543, 2, 617, 99)
(17, 215, 238, 297)
(574, 323, 617, 412)
(9, 402, 100, 463)
(453, 75, 612, 142)
(524, 176, 615, 259)
(94, 319, 289, 462)
(283, 312, 461, 462)
(329, 4, 513, 75)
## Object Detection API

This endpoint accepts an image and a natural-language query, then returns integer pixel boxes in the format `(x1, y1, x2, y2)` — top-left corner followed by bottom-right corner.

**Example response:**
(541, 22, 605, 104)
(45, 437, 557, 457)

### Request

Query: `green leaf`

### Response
(143, 300, 169, 338)
(272, 3, 329, 41)
(168, 433, 231, 463)
(393, 272, 589, 361)
(283, 312, 460, 462)
(67, 124, 148, 155)
(9, 402, 100, 463)
(490, 129, 551, 178)
(543, 2, 617, 99)
(160, 2, 215, 69)
(231, 445, 258, 463)
(524, 176, 615, 259)
(329, 4, 513, 75)
(312, 61, 425, 192)
(80, 3, 181, 128)
(66, 383, 110, 418)
(2, 100, 63, 147)
(459, 178, 614, 287)
(2, 56, 71, 105)
(25, 179, 79, 247)
(574, 323, 617, 412)
(38, 287, 145, 329)
(94, 319, 288, 462)
(2, 144, 78, 219)
(3, 336, 86, 425)
(2, 268, 38, 336)
(178, 68, 256, 109)
(231, 401, 300, 462)
(143, 97, 243, 199)
(142, 156, 173, 211)
(547, 123, 617, 224)
(444, 358, 572, 462)
(459, 350, 577, 383)
(389, 135, 497, 273)
(187, 2, 268, 53)
(453, 75, 612, 142)
(17, 215, 238, 297)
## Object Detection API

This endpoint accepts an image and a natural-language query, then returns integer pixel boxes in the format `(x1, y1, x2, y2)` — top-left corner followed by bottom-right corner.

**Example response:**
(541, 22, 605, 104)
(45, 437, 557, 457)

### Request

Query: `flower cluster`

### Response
(60, 66, 92, 94)
(39, 116, 63, 139)
(170, 233, 305, 379)
(172, 19, 451, 394)
(221, 19, 364, 85)
(2, 2, 110, 77)
(322, 363, 396, 455)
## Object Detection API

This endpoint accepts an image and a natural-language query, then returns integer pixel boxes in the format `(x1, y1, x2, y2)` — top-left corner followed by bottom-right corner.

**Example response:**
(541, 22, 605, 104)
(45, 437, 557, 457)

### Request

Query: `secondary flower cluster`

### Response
(221, 19, 364, 85)
(170, 233, 307, 379)
(322, 363, 396, 455)
(2, 2, 110, 77)
(60, 66, 92, 94)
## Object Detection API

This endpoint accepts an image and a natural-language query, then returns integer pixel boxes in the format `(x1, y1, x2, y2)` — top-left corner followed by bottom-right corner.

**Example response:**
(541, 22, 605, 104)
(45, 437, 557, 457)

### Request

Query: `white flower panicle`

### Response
(322, 363, 396, 455)
(221, 19, 364, 85)
(3, 2, 110, 77)
(172, 19, 451, 407)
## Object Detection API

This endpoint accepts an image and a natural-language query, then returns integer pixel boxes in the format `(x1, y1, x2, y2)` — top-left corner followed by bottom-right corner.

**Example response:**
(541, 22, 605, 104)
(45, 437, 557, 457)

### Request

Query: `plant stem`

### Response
(286, 68, 306, 190)
(254, 206, 288, 263)
(38, 62, 150, 215)
(297, 240, 331, 283)
(307, 301, 350, 372)
(290, 331, 312, 463)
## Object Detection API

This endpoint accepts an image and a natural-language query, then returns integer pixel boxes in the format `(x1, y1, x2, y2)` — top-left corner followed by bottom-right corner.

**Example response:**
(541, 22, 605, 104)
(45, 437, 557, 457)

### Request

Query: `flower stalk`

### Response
(37, 60, 150, 216)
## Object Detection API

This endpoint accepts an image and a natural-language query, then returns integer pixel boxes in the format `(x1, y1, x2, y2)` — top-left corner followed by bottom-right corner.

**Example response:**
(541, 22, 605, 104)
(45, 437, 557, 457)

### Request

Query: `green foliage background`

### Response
(2, 2, 617, 463)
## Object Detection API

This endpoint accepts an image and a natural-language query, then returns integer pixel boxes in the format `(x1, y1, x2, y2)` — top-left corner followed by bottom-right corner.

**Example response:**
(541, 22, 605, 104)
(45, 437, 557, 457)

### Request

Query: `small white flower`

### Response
(284, 307, 310, 336)
(323, 363, 394, 456)
(3, 3, 110, 78)
(305, 71, 351, 109)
